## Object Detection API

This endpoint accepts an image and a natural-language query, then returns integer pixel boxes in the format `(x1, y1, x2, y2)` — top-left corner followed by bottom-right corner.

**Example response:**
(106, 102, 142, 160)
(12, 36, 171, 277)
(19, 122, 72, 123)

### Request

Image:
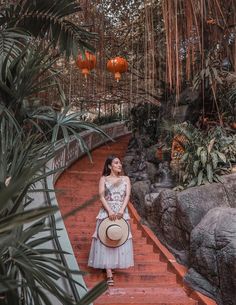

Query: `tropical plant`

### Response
(193, 48, 227, 125)
(128, 103, 161, 142)
(0, 44, 63, 118)
(0, 27, 28, 71)
(0, 43, 112, 152)
(173, 123, 234, 187)
(28, 105, 112, 152)
(225, 80, 236, 124)
(0, 0, 96, 60)
(193, 49, 224, 91)
(0, 174, 108, 305)
(0, 0, 98, 122)
(0, 112, 108, 305)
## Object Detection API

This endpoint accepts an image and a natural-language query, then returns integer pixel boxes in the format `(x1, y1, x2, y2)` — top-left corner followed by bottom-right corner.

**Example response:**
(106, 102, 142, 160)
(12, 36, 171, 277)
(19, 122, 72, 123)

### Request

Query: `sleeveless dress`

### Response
(88, 176, 134, 269)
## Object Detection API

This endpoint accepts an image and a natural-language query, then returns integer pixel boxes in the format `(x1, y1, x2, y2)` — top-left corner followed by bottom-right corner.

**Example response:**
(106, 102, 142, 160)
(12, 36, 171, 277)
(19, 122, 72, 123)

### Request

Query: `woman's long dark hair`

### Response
(102, 155, 120, 176)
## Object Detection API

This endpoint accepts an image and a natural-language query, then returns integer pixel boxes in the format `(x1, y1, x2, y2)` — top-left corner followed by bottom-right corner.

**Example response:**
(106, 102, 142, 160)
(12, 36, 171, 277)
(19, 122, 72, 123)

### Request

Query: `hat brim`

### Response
(98, 217, 129, 248)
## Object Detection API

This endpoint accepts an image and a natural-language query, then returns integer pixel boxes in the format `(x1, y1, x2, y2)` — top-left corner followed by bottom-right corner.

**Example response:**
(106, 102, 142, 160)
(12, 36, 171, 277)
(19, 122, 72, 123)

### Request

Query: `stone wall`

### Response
(123, 135, 236, 305)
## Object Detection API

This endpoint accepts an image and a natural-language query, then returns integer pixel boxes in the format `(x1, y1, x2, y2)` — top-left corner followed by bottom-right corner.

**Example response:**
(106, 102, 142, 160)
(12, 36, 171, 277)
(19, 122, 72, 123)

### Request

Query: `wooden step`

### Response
(79, 262, 167, 273)
(86, 280, 179, 288)
(94, 296, 197, 305)
(85, 272, 177, 284)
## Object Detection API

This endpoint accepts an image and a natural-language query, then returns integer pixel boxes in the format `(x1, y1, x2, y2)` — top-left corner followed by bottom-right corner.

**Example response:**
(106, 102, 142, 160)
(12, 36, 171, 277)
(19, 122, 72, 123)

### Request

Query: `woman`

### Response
(88, 155, 134, 286)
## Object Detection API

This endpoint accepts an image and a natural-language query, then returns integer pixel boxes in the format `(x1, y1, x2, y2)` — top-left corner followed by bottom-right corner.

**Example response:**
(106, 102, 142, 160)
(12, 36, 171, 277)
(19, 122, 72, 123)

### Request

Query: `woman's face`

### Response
(110, 158, 122, 174)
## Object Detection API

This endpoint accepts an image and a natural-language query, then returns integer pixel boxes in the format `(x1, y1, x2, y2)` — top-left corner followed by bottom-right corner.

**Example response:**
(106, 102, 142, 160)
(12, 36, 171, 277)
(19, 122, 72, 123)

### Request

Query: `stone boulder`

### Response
(221, 174, 236, 207)
(126, 131, 236, 304)
(171, 87, 200, 123)
(185, 207, 236, 305)
(146, 144, 159, 164)
(149, 178, 235, 265)
(145, 161, 159, 183)
(142, 174, 236, 305)
(149, 189, 189, 263)
(131, 180, 151, 216)
(176, 181, 231, 233)
(122, 155, 135, 175)
(144, 192, 161, 224)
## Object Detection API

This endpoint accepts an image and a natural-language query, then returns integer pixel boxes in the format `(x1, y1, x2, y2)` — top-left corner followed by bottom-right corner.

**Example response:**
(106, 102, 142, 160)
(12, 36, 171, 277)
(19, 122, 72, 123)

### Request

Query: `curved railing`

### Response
(40, 121, 130, 301)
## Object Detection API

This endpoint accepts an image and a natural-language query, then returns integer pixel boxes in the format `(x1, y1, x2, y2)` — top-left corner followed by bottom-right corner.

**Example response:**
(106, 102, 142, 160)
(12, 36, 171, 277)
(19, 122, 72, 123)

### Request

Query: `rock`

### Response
(178, 87, 200, 105)
(144, 192, 161, 224)
(126, 131, 236, 304)
(151, 189, 189, 263)
(127, 136, 139, 150)
(176, 182, 231, 232)
(146, 144, 159, 164)
(145, 162, 159, 183)
(221, 174, 236, 207)
(145, 192, 160, 205)
(129, 172, 148, 182)
(131, 180, 151, 217)
(185, 207, 236, 305)
(171, 88, 200, 123)
(123, 155, 135, 175)
(154, 161, 175, 188)
(150, 177, 233, 265)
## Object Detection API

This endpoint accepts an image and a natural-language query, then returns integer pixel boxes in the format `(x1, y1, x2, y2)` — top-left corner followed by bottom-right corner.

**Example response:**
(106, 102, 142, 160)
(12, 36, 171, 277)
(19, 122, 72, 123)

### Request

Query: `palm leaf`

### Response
(0, 28, 29, 71)
(2, 0, 97, 57)
(76, 281, 108, 305)
(0, 43, 62, 112)
(30, 105, 113, 153)
(0, 207, 58, 234)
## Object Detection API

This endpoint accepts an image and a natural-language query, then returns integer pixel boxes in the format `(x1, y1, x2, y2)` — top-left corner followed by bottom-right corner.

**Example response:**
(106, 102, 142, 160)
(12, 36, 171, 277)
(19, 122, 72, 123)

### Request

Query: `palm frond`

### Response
(0, 28, 29, 72)
(0, 207, 58, 234)
(0, 43, 62, 113)
(2, 0, 97, 57)
(76, 281, 108, 305)
(29, 105, 113, 151)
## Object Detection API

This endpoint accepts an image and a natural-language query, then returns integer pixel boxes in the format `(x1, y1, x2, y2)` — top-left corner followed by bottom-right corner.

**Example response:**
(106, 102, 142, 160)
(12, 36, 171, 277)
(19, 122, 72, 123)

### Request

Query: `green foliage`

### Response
(193, 48, 228, 124)
(193, 49, 224, 90)
(174, 123, 235, 188)
(128, 103, 161, 141)
(224, 80, 236, 123)
(0, 112, 108, 304)
(0, 28, 29, 72)
(0, 0, 96, 58)
(0, 2, 108, 303)
(0, 44, 63, 115)
(28, 105, 112, 157)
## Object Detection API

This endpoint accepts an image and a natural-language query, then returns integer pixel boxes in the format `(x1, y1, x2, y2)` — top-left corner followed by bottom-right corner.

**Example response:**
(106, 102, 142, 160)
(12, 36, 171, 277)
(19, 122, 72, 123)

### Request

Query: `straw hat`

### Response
(98, 217, 129, 248)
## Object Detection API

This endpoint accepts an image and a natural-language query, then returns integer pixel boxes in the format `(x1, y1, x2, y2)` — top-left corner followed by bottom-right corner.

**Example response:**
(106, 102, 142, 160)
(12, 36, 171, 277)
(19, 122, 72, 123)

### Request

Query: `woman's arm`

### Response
(117, 176, 131, 219)
(99, 176, 116, 220)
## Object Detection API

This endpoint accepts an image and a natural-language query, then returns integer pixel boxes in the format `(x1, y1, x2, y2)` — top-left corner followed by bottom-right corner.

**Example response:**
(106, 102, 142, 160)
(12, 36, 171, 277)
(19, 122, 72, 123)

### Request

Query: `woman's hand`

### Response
(116, 211, 124, 219)
(108, 210, 116, 221)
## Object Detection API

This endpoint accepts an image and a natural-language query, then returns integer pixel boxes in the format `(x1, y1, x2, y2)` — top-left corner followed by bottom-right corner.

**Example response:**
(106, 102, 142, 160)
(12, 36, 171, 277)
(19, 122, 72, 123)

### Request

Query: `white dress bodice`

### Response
(96, 176, 130, 220)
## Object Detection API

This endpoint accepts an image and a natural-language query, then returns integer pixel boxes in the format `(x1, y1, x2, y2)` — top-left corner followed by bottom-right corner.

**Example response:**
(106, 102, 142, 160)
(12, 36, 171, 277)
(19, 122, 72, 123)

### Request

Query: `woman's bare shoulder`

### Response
(122, 175, 130, 182)
(99, 176, 106, 182)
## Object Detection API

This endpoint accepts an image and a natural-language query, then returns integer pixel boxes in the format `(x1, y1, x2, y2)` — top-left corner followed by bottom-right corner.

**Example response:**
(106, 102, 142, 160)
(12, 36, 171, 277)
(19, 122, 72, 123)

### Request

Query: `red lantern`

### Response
(76, 51, 96, 79)
(107, 57, 128, 82)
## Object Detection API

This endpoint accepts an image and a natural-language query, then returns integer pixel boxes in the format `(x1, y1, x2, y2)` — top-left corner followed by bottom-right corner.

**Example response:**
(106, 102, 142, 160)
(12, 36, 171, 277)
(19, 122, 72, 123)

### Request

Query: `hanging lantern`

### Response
(76, 51, 96, 79)
(107, 57, 128, 82)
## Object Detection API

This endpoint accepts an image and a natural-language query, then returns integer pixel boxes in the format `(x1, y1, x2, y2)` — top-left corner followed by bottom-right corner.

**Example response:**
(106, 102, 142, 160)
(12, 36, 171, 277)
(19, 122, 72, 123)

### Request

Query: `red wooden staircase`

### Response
(55, 135, 216, 305)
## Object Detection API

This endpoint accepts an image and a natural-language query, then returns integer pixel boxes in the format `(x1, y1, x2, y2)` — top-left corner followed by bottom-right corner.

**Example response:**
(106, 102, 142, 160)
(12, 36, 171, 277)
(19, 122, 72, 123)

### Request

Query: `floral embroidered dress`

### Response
(88, 176, 134, 269)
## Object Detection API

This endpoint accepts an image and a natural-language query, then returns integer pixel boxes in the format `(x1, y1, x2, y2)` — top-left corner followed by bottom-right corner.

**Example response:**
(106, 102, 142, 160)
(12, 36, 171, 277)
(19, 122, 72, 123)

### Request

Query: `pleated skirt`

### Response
(88, 219, 134, 269)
